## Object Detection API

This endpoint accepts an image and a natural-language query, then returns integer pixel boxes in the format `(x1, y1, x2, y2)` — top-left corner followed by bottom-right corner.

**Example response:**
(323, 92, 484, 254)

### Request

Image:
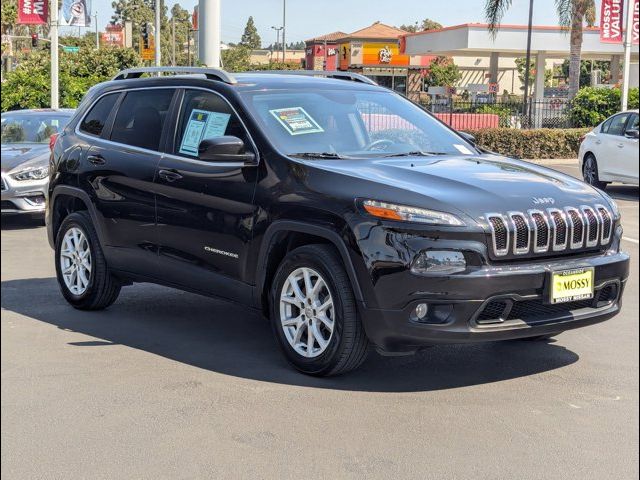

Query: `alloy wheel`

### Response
(59, 227, 92, 295)
(584, 158, 597, 184)
(279, 267, 335, 358)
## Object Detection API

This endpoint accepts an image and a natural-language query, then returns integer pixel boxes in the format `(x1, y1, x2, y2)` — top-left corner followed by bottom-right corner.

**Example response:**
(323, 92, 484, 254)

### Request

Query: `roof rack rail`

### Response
(246, 70, 378, 86)
(112, 67, 237, 84)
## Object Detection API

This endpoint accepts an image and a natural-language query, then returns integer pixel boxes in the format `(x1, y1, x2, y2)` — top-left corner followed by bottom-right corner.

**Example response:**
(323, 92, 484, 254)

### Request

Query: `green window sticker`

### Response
(269, 107, 324, 136)
(179, 109, 231, 156)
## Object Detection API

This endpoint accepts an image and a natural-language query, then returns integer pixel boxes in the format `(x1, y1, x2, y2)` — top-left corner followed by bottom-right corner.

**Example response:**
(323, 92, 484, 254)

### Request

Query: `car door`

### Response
(78, 87, 177, 276)
(599, 112, 632, 181)
(619, 113, 639, 183)
(154, 88, 259, 301)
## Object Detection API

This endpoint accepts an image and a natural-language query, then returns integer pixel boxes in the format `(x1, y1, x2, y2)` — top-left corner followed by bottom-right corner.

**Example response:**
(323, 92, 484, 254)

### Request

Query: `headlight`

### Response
(599, 191, 620, 220)
(361, 199, 464, 226)
(412, 250, 467, 275)
(11, 165, 49, 181)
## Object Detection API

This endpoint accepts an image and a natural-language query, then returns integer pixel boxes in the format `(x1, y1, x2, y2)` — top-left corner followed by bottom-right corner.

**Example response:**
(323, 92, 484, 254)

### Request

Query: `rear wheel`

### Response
(583, 154, 608, 190)
(55, 211, 121, 310)
(270, 244, 369, 376)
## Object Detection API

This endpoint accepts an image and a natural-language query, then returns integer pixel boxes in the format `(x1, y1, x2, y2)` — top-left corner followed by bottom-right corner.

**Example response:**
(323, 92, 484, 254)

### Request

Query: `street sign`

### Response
(139, 37, 155, 60)
(62, 46, 80, 53)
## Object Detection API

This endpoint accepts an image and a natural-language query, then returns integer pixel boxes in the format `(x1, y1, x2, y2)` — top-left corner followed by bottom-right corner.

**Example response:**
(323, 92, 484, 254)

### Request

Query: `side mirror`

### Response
(625, 129, 639, 139)
(198, 136, 256, 163)
(458, 131, 476, 144)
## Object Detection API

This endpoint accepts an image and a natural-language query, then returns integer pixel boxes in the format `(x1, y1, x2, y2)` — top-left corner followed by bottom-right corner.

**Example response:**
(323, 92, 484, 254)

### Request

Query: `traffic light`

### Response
(141, 23, 150, 49)
(31, 33, 38, 48)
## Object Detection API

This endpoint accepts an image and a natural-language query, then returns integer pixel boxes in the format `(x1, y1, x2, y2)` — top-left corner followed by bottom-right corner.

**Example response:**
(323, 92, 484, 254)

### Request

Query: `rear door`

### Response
(619, 113, 639, 184)
(154, 88, 259, 300)
(599, 112, 632, 181)
(79, 87, 177, 276)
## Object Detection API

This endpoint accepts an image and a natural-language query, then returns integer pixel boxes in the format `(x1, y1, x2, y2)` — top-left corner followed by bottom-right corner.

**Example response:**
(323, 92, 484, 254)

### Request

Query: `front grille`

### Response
(476, 284, 619, 325)
(486, 204, 614, 257)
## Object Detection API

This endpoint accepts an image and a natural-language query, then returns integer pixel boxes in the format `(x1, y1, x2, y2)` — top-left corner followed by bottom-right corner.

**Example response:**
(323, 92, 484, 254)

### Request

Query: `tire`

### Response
(270, 244, 370, 376)
(55, 211, 121, 310)
(583, 154, 608, 190)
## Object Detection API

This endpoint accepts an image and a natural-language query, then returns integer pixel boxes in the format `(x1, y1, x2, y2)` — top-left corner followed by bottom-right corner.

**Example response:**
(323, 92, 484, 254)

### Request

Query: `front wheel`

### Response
(55, 211, 121, 310)
(270, 244, 370, 376)
(583, 155, 608, 190)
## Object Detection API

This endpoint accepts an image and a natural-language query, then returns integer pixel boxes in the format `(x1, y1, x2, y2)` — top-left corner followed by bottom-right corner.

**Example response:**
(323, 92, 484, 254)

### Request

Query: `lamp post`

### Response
(522, 0, 534, 124)
(155, 0, 161, 67)
(621, 0, 635, 110)
(271, 26, 283, 62)
(282, 0, 286, 64)
(51, 0, 59, 108)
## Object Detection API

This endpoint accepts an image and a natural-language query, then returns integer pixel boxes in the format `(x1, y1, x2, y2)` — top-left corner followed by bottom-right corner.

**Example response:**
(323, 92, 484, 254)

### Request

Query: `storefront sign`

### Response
(101, 25, 124, 47)
(378, 46, 392, 63)
(600, 0, 624, 43)
(17, 0, 48, 25)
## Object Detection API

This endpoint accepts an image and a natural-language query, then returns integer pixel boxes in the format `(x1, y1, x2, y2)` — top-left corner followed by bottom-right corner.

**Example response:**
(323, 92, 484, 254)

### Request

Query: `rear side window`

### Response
(600, 117, 613, 134)
(606, 113, 631, 136)
(110, 89, 175, 151)
(627, 113, 639, 131)
(174, 89, 252, 158)
(79, 93, 119, 136)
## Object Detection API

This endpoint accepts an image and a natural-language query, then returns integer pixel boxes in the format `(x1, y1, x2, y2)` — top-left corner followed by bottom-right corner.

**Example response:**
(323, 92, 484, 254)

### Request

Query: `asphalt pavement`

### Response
(1, 162, 638, 479)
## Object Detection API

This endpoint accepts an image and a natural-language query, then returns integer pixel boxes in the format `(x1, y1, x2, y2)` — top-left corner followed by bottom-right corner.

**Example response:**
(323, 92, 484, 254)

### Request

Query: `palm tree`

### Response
(485, 0, 595, 99)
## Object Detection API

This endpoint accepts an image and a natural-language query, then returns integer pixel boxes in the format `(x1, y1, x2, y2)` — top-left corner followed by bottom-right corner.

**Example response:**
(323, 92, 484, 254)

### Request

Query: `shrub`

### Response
(570, 86, 639, 128)
(473, 104, 515, 128)
(470, 128, 591, 159)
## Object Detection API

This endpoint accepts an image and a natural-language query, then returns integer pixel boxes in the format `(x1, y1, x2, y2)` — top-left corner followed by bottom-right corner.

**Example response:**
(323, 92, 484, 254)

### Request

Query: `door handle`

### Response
(87, 154, 106, 166)
(617, 143, 624, 148)
(595, 140, 602, 145)
(158, 169, 183, 182)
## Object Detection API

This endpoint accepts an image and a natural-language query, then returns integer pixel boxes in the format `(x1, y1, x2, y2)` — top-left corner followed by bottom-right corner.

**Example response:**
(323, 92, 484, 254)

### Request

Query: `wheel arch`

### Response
(48, 186, 104, 249)
(254, 221, 365, 315)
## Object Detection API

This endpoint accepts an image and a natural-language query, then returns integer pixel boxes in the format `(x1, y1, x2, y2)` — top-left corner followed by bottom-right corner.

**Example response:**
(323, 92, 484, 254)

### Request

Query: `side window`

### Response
(600, 117, 613, 134)
(79, 93, 119, 137)
(627, 113, 639, 132)
(110, 89, 175, 151)
(174, 90, 252, 158)
(606, 113, 631, 136)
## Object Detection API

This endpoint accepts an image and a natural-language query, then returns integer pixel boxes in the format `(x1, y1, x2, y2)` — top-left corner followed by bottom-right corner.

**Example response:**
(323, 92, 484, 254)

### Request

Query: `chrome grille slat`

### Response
(486, 204, 613, 258)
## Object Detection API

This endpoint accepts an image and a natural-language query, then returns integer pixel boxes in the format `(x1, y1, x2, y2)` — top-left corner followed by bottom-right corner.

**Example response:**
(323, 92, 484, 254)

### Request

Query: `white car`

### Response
(579, 109, 639, 189)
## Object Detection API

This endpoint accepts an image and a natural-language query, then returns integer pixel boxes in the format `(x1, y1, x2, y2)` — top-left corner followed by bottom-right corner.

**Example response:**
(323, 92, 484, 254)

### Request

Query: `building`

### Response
(305, 31, 347, 71)
(249, 49, 305, 66)
(306, 22, 436, 100)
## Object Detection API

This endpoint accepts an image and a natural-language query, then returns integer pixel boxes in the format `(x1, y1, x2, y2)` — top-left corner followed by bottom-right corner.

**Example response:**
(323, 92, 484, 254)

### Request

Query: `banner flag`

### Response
(59, 0, 92, 27)
(600, 0, 625, 43)
(17, 0, 48, 25)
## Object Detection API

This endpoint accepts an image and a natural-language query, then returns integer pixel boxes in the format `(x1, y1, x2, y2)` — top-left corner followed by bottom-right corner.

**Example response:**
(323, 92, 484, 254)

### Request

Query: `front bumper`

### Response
(359, 250, 630, 353)
(1, 173, 48, 215)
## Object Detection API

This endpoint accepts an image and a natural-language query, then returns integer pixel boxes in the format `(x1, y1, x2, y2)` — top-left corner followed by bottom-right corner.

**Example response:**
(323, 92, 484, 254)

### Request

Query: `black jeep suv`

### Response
(47, 67, 629, 376)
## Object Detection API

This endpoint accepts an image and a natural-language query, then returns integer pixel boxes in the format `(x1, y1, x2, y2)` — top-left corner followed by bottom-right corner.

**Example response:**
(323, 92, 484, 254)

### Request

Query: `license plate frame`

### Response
(549, 267, 595, 304)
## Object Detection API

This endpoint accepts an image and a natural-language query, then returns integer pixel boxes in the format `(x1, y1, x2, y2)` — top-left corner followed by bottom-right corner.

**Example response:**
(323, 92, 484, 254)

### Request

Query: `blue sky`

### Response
(81, 0, 600, 44)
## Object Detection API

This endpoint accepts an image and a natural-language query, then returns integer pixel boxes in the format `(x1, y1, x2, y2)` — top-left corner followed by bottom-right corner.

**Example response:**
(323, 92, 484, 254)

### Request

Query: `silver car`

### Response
(1, 109, 74, 217)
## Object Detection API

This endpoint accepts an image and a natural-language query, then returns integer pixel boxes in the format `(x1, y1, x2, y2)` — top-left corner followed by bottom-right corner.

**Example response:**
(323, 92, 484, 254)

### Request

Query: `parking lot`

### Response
(1, 161, 638, 479)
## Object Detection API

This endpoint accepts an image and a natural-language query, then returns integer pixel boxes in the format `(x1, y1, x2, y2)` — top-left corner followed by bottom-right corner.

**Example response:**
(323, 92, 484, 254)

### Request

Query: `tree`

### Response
(485, 0, 595, 99)
(560, 59, 610, 88)
(515, 57, 553, 91)
(423, 57, 461, 87)
(240, 16, 261, 49)
(398, 18, 443, 33)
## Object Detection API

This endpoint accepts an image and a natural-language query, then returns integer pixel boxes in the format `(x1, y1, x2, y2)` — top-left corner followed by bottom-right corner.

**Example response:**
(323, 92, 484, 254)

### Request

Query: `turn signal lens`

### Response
(362, 200, 464, 226)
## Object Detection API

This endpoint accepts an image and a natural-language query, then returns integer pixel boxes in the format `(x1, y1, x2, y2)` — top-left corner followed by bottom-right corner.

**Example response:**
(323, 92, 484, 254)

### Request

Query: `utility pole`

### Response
(282, 0, 286, 65)
(95, 13, 99, 49)
(199, 0, 221, 67)
(172, 16, 176, 66)
(621, 0, 635, 111)
(155, 0, 161, 67)
(522, 0, 534, 124)
(51, 0, 59, 108)
(271, 26, 283, 62)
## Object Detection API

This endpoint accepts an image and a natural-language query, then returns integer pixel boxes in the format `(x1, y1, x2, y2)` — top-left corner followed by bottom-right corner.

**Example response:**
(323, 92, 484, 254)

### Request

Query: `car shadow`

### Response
(0, 215, 45, 230)
(1, 277, 580, 393)
(606, 185, 639, 202)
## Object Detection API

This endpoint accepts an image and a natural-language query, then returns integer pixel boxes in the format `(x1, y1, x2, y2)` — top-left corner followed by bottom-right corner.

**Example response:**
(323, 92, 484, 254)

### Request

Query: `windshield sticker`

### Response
(179, 109, 231, 156)
(269, 107, 324, 136)
(453, 144, 474, 155)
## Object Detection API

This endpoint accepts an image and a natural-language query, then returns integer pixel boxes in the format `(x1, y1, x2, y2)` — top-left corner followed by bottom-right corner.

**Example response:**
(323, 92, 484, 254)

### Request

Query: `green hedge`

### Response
(570, 87, 639, 127)
(470, 128, 591, 159)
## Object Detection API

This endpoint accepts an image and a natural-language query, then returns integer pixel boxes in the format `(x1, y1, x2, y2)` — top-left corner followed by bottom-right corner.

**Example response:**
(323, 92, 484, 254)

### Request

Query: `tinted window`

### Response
(606, 113, 631, 136)
(627, 113, 639, 131)
(110, 89, 175, 151)
(79, 94, 118, 136)
(600, 117, 613, 134)
(174, 90, 251, 158)
(1, 113, 71, 143)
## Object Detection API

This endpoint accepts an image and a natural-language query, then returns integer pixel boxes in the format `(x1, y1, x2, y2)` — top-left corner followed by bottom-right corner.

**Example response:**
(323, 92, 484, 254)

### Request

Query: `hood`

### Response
(1, 143, 50, 173)
(306, 155, 608, 221)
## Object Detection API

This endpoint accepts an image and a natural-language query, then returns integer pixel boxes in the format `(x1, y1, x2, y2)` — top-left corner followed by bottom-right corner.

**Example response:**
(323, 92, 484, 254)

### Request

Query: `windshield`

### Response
(239, 89, 477, 158)
(1, 113, 71, 144)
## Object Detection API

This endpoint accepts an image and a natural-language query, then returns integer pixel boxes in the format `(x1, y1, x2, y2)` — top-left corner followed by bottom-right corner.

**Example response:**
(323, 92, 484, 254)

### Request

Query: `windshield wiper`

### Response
(289, 152, 348, 160)
(383, 151, 448, 158)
